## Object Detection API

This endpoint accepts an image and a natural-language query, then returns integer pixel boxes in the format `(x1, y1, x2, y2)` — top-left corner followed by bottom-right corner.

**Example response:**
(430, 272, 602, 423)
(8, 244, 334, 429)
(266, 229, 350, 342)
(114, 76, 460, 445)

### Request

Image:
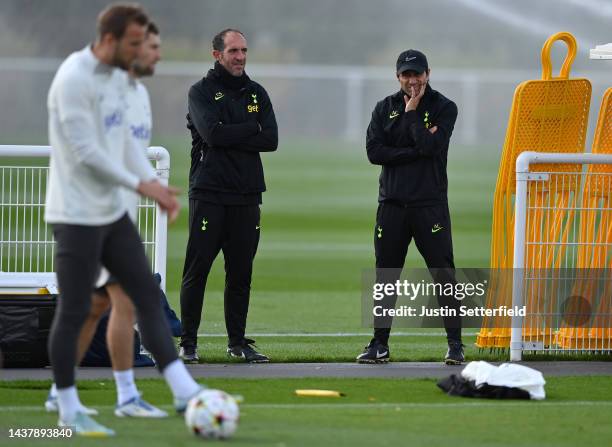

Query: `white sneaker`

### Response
(114, 396, 168, 418)
(45, 394, 98, 416)
(58, 412, 115, 437)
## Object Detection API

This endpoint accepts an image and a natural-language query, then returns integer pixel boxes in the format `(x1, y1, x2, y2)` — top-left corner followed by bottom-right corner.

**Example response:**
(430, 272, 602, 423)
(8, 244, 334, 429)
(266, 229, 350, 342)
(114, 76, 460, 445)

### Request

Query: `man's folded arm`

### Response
(405, 102, 457, 158)
(187, 85, 259, 148)
(228, 88, 278, 153)
(366, 107, 421, 166)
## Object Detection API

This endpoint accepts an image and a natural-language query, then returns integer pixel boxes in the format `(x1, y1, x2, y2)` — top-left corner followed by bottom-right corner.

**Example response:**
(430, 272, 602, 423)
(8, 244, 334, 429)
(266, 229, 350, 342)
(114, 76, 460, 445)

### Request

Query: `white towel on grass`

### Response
(461, 361, 546, 400)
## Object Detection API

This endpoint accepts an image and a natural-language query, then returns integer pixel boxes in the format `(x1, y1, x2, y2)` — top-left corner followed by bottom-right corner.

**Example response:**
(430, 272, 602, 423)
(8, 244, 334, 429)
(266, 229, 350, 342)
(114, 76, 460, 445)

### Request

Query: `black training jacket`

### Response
(186, 67, 278, 200)
(366, 84, 458, 207)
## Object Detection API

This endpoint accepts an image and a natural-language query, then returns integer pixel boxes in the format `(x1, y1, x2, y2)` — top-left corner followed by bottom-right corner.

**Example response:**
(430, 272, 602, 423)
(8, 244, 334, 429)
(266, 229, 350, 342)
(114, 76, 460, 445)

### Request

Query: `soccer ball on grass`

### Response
(185, 389, 240, 439)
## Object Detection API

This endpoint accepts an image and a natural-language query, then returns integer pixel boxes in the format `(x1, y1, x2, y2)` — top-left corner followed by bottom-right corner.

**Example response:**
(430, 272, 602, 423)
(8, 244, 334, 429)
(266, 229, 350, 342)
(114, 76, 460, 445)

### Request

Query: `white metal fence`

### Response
(1, 58, 610, 146)
(0, 145, 170, 293)
(511, 151, 612, 360)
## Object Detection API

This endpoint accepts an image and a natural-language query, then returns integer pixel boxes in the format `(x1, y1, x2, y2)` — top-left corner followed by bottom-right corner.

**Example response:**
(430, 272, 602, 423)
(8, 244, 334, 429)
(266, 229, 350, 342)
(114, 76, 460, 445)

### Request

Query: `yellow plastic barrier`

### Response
(477, 32, 592, 349)
(557, 88, 612, 349)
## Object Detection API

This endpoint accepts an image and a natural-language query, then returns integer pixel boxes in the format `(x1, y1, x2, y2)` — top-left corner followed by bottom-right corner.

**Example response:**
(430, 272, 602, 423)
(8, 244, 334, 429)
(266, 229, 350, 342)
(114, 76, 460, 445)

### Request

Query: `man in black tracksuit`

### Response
(179, 29, 278, 363)
(356, 50, 464, 365)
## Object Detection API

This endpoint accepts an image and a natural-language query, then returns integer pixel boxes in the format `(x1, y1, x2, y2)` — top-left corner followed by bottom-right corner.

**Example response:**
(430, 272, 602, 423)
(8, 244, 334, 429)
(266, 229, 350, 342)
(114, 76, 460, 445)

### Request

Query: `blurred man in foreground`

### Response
(45, 4, 202, 436)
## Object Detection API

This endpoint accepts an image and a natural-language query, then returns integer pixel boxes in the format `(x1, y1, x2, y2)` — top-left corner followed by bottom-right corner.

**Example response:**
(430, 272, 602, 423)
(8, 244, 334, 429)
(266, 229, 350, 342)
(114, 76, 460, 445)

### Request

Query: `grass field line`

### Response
(197, 332, 480, 337)
(1, 401, 611, 413)
(261, 242, 370, 251)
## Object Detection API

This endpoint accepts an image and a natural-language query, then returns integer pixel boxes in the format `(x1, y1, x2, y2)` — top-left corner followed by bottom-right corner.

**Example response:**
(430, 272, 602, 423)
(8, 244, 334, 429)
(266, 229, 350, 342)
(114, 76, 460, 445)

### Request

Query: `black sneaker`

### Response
(227, 339, 270, 363)
(444, 341, 465, 365)
(356, 339, 390, 364)
(179, 345, 199, 364)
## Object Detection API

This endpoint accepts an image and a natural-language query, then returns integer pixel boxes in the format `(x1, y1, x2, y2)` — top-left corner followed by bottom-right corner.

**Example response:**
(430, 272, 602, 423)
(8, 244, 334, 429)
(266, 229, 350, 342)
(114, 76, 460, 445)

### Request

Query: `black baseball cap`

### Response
(396, 49, 428, 74)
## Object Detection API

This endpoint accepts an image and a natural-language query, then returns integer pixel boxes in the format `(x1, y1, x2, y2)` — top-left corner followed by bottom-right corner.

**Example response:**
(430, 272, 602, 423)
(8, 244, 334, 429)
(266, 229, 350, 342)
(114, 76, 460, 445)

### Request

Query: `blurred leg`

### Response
(106, 283, 135, 371)
(101, 215, 200, 401)
(49, 223, 104, 421)
(75, 292, 110, 362)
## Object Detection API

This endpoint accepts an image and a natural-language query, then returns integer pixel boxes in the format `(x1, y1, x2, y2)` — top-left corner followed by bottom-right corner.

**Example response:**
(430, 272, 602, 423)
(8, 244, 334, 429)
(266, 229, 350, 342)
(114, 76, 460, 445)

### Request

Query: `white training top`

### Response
(45, 46, 156, 225)
(94, 78, 154, 288)
(124, 78, 153, 222)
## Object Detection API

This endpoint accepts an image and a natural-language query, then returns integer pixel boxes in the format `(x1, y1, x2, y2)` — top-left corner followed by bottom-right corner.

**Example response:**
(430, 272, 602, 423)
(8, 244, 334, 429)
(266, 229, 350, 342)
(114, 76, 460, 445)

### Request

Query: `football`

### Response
(185, 389, 240, 439)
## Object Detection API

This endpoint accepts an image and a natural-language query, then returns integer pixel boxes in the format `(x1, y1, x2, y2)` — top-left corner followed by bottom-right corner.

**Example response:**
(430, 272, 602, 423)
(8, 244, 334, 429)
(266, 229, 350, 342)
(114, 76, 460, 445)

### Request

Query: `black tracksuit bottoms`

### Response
(373, 201, 462, 345)
(180, 199, 260, 348)
(49, 215, 177, 389)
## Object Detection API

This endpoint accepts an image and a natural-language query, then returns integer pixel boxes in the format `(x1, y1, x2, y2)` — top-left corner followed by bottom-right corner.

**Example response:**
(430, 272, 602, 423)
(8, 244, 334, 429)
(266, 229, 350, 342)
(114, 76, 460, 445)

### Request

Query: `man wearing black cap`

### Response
(357, 49, 464, 365)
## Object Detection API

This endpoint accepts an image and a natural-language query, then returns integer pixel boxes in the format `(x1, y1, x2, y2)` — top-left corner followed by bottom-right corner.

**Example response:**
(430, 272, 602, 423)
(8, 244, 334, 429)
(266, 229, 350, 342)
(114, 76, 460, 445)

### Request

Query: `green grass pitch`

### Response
(154, 136, 499, 361)
(1, 137, 596, 360)
(1, 377, 611, 446)
(1, 138, 611, 445)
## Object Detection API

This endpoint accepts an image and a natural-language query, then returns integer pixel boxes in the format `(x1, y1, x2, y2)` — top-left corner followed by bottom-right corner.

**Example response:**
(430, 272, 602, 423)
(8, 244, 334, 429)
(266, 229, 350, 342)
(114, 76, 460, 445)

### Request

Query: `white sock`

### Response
(113, 369, 139, 405)
(57, 386, 80, 422)
(162, 360, 201, 400)
(53, 382, 91, 410)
